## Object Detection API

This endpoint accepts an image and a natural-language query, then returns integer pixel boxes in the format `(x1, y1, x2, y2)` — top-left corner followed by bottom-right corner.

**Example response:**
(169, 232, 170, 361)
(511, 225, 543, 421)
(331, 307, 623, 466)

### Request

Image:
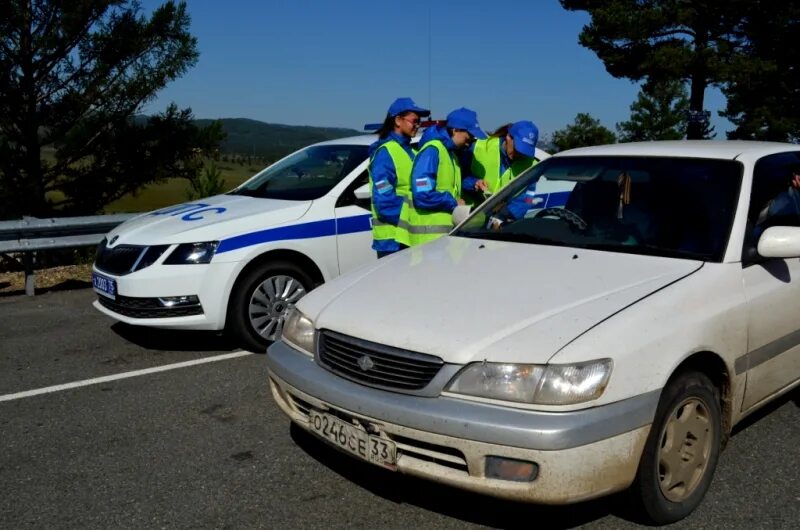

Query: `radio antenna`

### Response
(428, 2, 432, 112)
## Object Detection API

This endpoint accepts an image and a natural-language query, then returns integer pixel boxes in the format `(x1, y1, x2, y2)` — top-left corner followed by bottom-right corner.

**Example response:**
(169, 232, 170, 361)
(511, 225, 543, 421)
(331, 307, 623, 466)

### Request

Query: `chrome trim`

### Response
(128, 246, 150, 273)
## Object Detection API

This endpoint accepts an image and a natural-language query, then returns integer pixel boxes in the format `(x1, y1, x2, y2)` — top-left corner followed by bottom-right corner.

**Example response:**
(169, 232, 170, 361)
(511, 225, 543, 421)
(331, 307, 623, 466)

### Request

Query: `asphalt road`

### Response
(1, 288, 798, 529)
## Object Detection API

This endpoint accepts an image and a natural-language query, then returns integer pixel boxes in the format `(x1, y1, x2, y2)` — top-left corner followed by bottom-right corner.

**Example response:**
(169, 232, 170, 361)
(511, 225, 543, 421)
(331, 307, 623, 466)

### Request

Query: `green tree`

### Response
(0, 0, 222, 219)
(185, 161, 226, 201)
(560, 0, 746, 139)
(551, 113, 616, 152)
(722, 2, 800, 141)
(617, 80, 690, 142)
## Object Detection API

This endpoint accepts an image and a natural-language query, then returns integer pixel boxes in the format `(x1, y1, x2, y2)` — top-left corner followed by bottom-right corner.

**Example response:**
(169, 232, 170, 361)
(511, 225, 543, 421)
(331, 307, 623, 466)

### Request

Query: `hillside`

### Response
(194, 118, 363, 160)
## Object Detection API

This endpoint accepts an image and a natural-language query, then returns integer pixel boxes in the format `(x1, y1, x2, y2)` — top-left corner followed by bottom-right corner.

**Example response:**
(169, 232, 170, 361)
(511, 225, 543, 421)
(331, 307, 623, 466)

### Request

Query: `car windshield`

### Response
(228, 144, 368, 201)
(453, 155, 743, 262)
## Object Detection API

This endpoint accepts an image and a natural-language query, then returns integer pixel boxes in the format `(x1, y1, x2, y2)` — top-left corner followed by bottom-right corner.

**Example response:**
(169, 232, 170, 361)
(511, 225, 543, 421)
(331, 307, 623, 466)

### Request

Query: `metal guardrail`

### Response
(0, 213, 139, 295)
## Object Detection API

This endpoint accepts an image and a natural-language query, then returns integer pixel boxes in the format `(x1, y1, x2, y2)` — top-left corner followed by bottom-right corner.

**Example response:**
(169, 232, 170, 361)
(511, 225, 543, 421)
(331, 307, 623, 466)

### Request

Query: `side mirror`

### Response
(757, 226, 800, 258)
(354, 183, 371, 201)
(452, 204, 472, 227)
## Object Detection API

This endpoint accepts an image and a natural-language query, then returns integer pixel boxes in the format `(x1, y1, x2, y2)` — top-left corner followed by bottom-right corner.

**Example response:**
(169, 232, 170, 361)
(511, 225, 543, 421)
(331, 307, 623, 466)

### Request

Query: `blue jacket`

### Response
(460, 138, 512, 191)
(496, 179, 540, 222)
(368, 132, 415, 252)
(410, 125, 459, 212)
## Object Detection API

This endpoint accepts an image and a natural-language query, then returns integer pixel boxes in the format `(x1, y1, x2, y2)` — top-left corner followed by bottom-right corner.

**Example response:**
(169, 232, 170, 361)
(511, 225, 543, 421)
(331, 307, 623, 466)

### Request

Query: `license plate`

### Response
(92, 272, 117, 300)
(308, 411, 396, 469)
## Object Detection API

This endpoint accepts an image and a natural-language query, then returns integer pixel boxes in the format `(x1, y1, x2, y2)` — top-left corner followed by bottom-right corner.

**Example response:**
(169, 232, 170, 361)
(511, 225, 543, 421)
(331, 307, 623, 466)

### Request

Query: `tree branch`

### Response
(651, 28, 696, 40)
(33, 10, 108, 84)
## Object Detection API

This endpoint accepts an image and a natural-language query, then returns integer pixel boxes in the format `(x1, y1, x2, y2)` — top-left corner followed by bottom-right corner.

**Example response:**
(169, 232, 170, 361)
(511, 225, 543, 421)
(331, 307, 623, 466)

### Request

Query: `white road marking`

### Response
(0, 350, 255, 403)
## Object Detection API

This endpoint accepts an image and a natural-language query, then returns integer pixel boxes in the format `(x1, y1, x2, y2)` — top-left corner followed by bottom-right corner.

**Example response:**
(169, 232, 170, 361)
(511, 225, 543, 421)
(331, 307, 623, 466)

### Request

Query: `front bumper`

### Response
(91, 260, 239, 330)
(267, 340, 659, 504)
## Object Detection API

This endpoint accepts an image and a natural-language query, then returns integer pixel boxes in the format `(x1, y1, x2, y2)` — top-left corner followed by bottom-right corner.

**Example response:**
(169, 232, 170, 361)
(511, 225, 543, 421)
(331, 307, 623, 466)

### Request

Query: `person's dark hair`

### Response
(490, 123, 513, 138)
(376, 111, 417, 139)
(375, 113, 395, 139)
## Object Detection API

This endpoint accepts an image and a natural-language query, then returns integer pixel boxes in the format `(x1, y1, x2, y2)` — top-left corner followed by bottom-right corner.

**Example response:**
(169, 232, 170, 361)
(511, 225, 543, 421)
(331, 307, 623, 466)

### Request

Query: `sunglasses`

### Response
(399, 116, 421, 127)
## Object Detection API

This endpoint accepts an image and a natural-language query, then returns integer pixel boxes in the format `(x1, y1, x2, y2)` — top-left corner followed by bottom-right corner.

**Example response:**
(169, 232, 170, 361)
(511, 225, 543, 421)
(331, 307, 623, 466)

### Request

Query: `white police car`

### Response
(92, 133, 551, 352)
(92, 135, 377, 352)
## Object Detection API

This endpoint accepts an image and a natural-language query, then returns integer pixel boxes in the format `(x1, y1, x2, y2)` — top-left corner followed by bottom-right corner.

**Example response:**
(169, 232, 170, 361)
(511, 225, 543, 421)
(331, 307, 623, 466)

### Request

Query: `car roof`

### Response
(312, 134, 381, 147)
(555, 140, 800, 160)
(311, 133, 551, 160)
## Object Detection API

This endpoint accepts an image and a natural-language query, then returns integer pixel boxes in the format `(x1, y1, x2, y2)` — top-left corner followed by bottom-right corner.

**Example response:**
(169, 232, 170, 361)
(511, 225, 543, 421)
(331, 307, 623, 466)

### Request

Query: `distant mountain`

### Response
(194, 118, 363, 160)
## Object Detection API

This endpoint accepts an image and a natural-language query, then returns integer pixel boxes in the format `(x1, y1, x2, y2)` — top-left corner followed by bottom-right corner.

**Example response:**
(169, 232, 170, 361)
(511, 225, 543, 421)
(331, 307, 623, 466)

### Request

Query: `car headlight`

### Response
(163, 241, 219, 265)
(446, 359, 612, 405)
(281, 307, 316, 356)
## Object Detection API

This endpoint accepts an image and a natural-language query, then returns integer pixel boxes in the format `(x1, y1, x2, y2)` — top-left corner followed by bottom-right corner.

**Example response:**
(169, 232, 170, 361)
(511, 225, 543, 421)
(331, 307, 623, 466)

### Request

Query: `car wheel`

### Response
(228, 261, 312, 353)
(630, 370, 722, 525)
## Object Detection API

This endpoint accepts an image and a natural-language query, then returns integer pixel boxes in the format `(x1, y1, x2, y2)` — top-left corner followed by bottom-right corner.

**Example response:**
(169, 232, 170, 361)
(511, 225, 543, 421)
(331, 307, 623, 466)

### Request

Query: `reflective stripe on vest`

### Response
(396, 139, 460, 247)
(368, 140, 413, 243)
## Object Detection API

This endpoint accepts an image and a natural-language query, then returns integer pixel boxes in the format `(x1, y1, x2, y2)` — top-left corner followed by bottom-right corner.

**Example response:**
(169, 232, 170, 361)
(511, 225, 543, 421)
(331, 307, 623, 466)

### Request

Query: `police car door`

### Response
(334, 166, 376, 273)
(740, 152, 800, 410)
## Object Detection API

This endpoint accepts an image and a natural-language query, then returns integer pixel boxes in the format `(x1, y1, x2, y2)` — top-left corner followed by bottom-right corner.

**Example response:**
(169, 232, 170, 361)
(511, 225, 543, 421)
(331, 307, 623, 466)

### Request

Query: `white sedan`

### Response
(91, 133, 549, 352)
(267, 140, 800, 524)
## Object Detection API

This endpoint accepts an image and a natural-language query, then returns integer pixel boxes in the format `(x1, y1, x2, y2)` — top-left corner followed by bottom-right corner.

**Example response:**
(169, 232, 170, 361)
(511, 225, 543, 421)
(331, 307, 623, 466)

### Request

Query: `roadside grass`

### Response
(104, 162, 264, 213)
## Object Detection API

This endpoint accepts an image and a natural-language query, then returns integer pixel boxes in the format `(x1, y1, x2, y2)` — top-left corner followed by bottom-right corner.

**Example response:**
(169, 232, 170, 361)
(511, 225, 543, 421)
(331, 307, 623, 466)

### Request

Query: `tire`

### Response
(630, 371, 722, 525)
(227, 261, 313, 353)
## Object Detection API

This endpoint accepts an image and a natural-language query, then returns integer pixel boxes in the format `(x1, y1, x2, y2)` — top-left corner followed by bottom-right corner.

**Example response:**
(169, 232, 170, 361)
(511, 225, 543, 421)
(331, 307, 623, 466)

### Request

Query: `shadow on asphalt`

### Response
(289, 423, 637, 529)
(0, 279, 92, 298)
(732, 386, 800, 436)
(110, 322, 241, 352)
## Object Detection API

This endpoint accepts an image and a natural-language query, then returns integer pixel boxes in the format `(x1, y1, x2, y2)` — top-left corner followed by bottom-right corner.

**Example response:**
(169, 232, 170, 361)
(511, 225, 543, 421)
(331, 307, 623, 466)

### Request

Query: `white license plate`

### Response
(92, 272, 117, 300)
(308, 411, 396, 469)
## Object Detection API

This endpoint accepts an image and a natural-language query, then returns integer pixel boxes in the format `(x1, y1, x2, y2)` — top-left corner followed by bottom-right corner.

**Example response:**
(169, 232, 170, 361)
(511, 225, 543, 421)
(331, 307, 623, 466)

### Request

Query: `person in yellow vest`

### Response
(368, 97, 430, 258)
(461, 120, 540, 206)
(397, 107, 486, 247)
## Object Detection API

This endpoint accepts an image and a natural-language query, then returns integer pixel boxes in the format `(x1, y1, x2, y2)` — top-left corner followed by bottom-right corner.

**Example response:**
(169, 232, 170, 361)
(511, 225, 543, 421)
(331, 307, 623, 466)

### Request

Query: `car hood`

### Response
(308, 237, 702, 365)
(106, 194, 311, 245)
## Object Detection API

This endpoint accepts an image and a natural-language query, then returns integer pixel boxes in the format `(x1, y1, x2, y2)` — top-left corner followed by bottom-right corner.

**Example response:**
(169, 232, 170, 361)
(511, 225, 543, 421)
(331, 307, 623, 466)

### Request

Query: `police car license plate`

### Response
(92, 272, 117, 299)
(308, 411, 396, 469)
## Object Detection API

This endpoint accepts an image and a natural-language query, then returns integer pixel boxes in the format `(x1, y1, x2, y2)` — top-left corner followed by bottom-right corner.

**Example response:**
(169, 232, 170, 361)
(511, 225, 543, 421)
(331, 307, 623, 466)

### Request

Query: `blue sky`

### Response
(140, 0, 731, 138)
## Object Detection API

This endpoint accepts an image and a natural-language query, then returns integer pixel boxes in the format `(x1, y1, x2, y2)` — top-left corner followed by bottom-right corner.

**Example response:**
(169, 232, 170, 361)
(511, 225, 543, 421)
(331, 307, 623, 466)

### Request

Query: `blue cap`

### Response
(387, 97, 430, 117)
(508, 121, 539, 158)
(445, 107, 487, 139)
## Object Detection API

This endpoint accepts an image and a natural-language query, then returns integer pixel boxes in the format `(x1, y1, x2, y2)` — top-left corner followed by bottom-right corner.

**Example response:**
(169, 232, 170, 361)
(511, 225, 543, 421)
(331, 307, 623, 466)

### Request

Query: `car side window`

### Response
(336, 169, 369, 208)
(743, 152, 800, 264)
(337, 140, 419, 208)
(750, 153, 800, 230)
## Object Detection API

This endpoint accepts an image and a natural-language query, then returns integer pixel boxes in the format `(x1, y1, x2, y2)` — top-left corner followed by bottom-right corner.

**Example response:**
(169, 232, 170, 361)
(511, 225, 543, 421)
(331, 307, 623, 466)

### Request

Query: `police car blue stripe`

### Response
(336, 214, 372, 234)
(216, 214, 372, 254)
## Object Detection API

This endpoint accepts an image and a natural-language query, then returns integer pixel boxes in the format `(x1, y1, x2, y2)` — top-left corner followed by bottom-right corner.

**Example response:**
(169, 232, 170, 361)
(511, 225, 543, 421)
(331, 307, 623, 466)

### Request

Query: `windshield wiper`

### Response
(637, 244, 709, 260)
(582, 242, 707, 260)
(456, 231, 567, 246)
(227, 188, 257, 197)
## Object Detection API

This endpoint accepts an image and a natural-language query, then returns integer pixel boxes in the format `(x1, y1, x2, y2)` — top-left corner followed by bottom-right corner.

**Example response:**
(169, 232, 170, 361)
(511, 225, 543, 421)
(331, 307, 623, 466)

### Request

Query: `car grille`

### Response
(94, 238, 169, 275)
(97, 295, 203, 318)
(318, 330, 444, 390)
